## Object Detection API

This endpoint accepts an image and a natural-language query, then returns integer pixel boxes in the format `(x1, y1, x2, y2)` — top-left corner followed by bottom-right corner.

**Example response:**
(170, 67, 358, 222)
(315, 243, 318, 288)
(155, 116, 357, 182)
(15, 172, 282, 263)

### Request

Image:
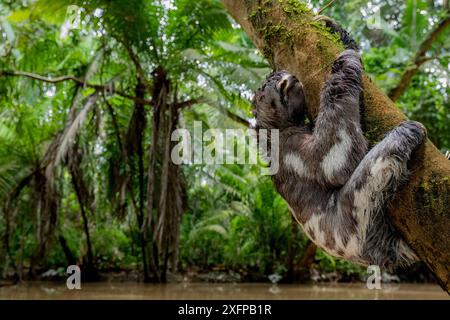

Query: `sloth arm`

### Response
(301, 50, 367, 186)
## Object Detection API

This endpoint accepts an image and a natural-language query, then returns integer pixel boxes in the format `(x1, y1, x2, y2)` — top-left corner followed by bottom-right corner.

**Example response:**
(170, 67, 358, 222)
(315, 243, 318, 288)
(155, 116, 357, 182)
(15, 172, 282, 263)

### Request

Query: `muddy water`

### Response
(0, 282, 448, 300)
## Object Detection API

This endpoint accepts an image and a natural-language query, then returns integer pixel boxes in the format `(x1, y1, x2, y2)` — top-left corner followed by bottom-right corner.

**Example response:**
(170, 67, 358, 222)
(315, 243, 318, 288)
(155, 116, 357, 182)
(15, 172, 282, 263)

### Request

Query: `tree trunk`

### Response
(70, 166, 97, 281)
(145, 67, 187, 282)
(222, 0, 450, 292)
(286, 217, 317, 282)
(297, 240, 317, 278)
(58, 234, 77, 266)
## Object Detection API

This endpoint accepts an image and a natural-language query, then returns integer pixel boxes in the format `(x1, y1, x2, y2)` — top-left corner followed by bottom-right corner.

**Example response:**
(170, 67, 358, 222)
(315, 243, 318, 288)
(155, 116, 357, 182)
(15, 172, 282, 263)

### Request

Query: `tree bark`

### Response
(222, 0, 450, 292)
(58, 234, 77, 266)
(70, 165, 97, 281)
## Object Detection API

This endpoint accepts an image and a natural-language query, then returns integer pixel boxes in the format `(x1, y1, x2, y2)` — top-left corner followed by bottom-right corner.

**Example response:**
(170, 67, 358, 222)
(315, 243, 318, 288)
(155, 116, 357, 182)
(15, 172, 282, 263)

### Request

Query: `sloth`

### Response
(252, 18, 426, 269)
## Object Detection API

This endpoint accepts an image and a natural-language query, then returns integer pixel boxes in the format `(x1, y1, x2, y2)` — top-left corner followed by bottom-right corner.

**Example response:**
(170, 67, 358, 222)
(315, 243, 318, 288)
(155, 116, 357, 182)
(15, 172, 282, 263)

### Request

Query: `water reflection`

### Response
(0, 282, 447, 300)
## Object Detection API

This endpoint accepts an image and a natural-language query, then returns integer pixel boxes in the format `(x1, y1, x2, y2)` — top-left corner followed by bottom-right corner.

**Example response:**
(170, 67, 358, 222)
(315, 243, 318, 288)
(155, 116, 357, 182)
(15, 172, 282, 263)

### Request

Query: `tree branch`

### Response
(174, 97, 207, 109)
(0, 70, 153, 106)
(202, 97, 250, 126)
(224, 109, 250, 127)
(222, 0, 450, 292)
(318, 0, 339, 15)
(0, 70, 84, 84)
(121, 41, 151, 90)
(388, 15, 450, 101)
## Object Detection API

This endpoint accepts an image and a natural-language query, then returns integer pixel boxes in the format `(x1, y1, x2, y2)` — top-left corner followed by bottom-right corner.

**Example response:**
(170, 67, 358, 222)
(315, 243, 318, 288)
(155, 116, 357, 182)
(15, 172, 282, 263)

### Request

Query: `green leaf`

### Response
(0, 17, 15, 42)
(7, 9, 31, 23)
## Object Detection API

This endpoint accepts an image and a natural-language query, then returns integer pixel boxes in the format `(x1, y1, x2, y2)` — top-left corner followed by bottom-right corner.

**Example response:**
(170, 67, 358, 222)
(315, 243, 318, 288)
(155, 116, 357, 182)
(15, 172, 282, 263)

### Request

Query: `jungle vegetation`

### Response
(0, 0, 448, 284)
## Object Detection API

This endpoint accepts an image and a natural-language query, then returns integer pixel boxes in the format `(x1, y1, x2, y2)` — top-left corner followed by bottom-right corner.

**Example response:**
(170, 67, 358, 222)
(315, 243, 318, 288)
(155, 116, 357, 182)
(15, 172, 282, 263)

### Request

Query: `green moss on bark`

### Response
(249, 6, 269, 28)
(417, 173, 450, 215)
(280, 0, 310, 17)
(311, 21, 343, 45)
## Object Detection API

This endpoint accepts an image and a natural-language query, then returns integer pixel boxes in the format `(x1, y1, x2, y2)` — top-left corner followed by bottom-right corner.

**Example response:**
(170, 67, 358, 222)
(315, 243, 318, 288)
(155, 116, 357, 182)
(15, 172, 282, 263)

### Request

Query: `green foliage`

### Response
(0, 0, 447, 283)
(312, 0, 449, 150)
(91, 226, 136, 269)
(180, 164, 310, 279)
(315, 250, 365, 277)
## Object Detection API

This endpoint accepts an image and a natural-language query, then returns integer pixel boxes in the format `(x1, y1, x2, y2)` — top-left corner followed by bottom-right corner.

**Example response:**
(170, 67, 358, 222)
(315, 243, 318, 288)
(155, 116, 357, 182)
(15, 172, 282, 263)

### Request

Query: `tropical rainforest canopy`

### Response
(0, 0, 448, 284)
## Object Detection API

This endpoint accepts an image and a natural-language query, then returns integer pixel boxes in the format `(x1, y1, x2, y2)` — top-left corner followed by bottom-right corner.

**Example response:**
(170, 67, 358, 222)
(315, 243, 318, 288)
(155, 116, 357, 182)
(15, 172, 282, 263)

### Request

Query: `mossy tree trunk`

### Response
(222, 0, 450, 292)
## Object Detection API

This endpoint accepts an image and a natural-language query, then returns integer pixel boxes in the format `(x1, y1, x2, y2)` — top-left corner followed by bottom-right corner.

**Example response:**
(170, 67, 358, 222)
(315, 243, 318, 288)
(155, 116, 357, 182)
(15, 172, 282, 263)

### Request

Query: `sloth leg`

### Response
(305, 49, 367, 186)
(338, 120, 426, 267)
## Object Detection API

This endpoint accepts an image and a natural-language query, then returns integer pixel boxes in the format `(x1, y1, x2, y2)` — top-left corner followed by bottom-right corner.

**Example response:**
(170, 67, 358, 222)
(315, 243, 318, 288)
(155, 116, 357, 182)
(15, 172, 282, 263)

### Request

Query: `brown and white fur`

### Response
(252, 20, 426, 269)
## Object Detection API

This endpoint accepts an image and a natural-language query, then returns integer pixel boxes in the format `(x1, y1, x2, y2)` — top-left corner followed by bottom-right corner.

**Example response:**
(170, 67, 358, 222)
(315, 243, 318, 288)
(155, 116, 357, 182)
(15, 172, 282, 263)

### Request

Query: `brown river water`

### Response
(0, 282, 448, 300)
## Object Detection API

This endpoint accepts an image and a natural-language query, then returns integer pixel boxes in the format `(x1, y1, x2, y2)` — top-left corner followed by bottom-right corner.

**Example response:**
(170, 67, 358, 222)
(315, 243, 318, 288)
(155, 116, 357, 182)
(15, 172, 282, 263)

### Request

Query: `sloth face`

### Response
(252, 71, 307, 130)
